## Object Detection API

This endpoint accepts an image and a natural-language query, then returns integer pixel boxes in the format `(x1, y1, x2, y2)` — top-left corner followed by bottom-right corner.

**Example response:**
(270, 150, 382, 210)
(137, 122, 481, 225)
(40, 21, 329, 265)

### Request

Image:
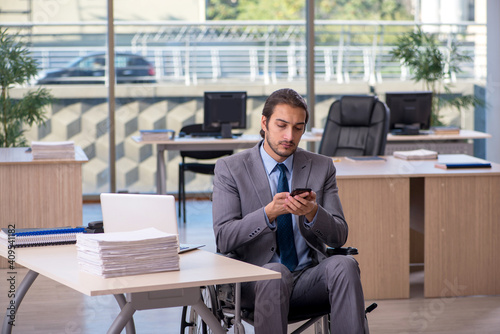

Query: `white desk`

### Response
(133, 133, 321, 194)
(134, 130, 490, 194)
(1, 246, 280, 333)
(385, 129, 491, 155)
(334, 154, 500, 299)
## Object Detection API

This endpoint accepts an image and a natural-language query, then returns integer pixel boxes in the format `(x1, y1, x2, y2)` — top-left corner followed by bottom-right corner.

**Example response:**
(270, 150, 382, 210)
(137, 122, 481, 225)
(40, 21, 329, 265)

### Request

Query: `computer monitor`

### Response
(203, 91, 247, 138)
(385, 91, 433, 135)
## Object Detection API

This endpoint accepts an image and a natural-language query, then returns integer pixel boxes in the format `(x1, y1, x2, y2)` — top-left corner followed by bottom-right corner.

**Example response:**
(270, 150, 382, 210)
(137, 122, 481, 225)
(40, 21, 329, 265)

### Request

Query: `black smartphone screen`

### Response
(290, 188, 311, 196)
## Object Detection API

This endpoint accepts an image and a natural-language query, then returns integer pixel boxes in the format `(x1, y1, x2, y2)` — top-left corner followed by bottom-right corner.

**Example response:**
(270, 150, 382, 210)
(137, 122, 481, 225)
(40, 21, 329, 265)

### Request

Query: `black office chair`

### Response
(178, 124, 232, 223)
(180, 247, 377, 334)
(318, 95, 390, 157)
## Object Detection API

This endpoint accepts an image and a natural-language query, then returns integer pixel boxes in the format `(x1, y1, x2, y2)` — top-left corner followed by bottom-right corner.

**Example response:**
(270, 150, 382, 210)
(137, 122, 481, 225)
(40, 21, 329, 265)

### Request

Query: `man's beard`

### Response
(265, 135, 297, 159)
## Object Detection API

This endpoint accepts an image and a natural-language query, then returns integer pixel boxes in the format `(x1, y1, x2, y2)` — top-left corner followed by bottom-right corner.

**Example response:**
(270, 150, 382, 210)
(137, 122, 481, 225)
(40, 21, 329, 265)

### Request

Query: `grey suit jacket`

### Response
(212, 141, 348, 267)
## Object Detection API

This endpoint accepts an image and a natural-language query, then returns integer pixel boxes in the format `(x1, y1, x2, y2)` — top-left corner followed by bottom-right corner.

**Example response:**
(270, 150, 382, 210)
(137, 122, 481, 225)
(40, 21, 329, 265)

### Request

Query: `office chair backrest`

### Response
(318, 95, 390, 157)
(180, 124, 232, 160)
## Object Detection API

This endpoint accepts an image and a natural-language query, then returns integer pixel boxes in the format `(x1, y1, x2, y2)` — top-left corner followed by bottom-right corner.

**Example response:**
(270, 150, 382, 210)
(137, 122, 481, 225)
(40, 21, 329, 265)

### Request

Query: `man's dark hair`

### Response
(260, 88, 309, 138)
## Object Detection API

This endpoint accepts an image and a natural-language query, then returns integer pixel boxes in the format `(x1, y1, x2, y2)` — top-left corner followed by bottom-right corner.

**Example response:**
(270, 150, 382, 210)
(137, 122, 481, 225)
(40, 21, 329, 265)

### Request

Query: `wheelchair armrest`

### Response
(326, 246, 358, 256)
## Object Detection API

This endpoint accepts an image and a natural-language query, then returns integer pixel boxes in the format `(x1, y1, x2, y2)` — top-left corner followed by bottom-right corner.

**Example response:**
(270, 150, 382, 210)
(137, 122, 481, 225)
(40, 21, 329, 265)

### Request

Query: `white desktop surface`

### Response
(387, 129, 491, 141)
(133, 132, 320, 150)
(133, 132, 321, 194)
(135, 133, 262, 144)
(0, 246, 279, 297)
(333, 154, 500, 179)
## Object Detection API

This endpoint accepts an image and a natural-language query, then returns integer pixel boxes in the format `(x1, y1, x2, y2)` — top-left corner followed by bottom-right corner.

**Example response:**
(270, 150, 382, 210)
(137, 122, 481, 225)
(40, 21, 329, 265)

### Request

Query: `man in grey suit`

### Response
(213, 88, 366, 334)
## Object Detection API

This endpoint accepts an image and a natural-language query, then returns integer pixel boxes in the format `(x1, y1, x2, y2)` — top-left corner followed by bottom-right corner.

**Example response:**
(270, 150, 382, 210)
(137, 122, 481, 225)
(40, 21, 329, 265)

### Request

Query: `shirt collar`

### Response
(259, 141, 294, 176)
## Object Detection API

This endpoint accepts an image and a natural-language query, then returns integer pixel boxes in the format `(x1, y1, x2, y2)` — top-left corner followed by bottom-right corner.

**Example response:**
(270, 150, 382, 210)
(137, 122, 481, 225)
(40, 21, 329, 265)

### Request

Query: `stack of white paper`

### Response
(76, 228, 179, 278)
(393, 149, 438, 160)
(31, 141, 75, 159)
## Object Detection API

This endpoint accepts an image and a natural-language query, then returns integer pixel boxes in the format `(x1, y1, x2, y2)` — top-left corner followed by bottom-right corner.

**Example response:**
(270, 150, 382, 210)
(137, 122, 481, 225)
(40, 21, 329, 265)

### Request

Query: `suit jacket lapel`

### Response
(291, 148, 313, 230)
(291, 148, 312, 190)
(243, 142, 273, 207)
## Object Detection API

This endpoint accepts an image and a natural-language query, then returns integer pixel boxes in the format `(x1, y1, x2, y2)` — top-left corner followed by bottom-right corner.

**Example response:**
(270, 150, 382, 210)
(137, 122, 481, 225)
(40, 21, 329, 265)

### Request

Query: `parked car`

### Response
(36, 52, 156, 84)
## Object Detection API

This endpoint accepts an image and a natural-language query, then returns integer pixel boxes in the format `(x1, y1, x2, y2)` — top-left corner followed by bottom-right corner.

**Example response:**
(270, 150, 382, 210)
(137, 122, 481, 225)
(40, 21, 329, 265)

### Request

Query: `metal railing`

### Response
(4, 20, 486, 84)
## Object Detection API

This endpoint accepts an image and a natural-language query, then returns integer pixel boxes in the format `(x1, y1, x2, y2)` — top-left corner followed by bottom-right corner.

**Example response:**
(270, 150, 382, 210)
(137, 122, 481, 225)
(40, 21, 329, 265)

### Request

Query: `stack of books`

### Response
(76, 227, 179, 278)
(393, 149, 438, 160)
(434, 162, 491, 169)
(431, 126, 460, 135)
(31, 141, 75, 159)
(140, 129, 175, 141)
(434, 154, 492, 169)
(0, 226, 85, 248)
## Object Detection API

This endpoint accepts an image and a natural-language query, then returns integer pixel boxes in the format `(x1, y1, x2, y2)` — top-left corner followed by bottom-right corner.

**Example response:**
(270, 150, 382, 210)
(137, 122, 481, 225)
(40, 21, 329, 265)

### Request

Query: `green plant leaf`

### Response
(390, 27, 479, 126)
(0, 28, 53, 147)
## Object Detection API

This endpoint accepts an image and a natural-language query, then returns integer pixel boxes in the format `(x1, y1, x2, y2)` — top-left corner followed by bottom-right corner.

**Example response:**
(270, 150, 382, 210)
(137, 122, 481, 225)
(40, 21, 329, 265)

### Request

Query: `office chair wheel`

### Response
(181, 285, 223, 334)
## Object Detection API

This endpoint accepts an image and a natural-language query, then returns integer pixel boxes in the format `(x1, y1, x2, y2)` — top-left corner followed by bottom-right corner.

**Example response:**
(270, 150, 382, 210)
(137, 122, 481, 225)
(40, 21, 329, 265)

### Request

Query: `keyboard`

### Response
(178, 243, 205, 253)
(190, 132, 221, 137)
(189, 132, 243, 138)
(391, 129, 429, 136)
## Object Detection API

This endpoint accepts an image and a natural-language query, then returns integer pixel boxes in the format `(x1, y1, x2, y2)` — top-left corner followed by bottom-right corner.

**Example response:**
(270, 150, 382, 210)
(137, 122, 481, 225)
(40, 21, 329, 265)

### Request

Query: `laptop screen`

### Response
(100, 193, 178, 235)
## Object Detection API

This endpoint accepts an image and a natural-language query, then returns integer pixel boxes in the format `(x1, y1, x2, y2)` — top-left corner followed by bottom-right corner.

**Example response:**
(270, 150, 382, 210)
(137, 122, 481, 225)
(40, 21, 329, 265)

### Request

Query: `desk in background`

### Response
(133, 133, 321, 194)
(0, 246, 280, 334)
(134, 130, 489, 194)
(334, 155, 500, 299)
(0, 147, 88, 269)
(385, 129, 491, 155)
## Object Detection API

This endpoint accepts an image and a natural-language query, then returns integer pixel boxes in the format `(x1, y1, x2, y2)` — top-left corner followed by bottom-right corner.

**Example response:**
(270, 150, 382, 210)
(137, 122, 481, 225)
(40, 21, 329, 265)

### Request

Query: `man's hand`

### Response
(265, 192, 290, 222)
(285, 190, 318, 222)
(265, 190, 318, 223)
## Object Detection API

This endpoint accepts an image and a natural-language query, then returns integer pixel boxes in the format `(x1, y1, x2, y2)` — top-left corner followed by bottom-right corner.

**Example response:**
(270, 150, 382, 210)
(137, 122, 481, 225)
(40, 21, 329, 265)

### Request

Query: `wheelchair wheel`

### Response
(181, 285, 222, 334)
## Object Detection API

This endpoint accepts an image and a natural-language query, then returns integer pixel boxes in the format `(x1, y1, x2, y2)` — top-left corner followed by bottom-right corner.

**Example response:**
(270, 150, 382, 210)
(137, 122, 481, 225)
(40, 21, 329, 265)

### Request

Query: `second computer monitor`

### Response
(385, 91, 433, 135)
(203, 91, 247, 138)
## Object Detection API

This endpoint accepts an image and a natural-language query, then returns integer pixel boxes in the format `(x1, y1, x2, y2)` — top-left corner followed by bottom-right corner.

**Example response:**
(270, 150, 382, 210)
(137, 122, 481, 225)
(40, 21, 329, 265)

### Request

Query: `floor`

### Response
(1, 199, 500, 333)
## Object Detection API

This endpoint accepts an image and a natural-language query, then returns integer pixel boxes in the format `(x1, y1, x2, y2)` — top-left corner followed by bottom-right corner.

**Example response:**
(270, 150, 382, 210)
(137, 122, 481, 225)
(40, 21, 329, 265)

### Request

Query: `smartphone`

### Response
(290, 188, 311, 196)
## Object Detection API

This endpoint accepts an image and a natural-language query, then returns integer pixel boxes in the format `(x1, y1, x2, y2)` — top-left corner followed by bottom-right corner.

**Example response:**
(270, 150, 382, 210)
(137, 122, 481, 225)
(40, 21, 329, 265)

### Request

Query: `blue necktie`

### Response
(276, 164, 298, 272)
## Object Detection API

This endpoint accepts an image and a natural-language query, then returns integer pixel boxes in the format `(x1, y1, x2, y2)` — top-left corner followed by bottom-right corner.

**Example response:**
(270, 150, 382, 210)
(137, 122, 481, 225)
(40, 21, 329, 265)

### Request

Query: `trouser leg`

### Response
(241, 263, 293, 334)
(291, 255, 366, 334)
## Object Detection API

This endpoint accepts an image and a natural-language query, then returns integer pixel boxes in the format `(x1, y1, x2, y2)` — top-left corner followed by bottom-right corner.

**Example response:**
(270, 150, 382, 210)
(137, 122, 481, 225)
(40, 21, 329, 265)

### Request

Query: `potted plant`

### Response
(390, 27, 479, 127)
(0, 28, 53, 147)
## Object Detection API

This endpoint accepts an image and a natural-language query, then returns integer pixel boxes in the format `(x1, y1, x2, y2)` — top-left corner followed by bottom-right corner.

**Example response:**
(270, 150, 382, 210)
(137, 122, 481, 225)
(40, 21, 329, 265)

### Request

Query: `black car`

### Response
(36, 52, 156, 84)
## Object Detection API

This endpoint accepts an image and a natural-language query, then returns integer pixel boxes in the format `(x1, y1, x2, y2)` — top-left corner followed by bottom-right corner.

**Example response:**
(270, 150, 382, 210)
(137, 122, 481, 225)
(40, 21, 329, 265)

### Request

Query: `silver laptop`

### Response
(100, 193, 204, 253)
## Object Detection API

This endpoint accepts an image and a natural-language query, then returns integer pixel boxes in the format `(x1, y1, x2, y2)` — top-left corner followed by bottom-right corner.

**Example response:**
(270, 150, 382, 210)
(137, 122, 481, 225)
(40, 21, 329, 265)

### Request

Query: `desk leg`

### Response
(2, 270, 39, 334)
(233, 282, 245, 334)
(156, 144, 167, 194)
(107, 301, 136, 334)
(113, 294, 136, 334)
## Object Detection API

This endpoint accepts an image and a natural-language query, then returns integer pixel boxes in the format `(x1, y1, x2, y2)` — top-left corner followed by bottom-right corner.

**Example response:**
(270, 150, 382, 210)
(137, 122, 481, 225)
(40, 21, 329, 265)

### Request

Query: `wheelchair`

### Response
(180, 247, 377, 334)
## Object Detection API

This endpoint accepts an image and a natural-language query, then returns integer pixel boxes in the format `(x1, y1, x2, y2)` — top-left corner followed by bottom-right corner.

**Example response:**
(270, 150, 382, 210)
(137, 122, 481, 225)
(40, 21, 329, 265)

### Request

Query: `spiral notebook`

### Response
(0, 226, 85, 248)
